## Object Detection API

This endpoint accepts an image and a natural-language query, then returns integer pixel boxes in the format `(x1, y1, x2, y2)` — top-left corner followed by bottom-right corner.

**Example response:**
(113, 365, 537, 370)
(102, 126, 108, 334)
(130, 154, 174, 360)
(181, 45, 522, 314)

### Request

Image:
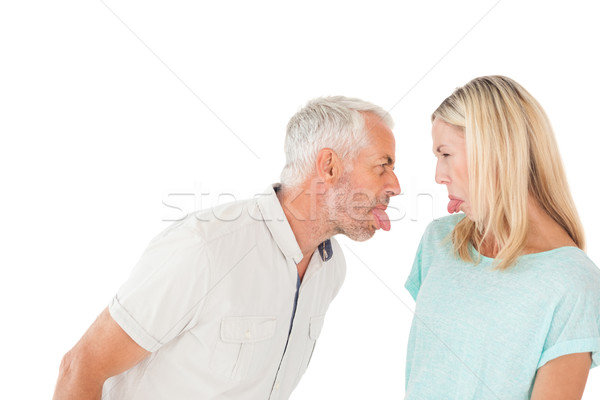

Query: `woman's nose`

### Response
(435, 161, 450, 185)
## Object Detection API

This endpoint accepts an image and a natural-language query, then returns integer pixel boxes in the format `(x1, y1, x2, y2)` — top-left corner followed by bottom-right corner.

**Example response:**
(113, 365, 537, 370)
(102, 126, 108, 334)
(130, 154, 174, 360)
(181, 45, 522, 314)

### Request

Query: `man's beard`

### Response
(323, 174, 388, 242)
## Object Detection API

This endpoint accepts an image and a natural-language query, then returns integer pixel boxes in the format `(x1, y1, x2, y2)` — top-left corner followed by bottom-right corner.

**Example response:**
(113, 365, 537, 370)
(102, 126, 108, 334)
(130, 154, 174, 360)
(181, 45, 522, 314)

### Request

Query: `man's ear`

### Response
(315, 148, 342, 185)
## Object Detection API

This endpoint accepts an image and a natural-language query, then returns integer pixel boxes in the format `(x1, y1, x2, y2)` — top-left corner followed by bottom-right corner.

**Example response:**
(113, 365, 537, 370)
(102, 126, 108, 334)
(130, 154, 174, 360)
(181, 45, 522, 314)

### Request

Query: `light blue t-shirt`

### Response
(405, 214, 600, 400)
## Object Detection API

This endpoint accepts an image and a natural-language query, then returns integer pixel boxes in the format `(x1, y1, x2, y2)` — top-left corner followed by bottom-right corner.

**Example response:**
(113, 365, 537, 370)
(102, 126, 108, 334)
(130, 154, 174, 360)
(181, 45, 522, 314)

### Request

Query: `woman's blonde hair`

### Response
(432, 75, 585, 269)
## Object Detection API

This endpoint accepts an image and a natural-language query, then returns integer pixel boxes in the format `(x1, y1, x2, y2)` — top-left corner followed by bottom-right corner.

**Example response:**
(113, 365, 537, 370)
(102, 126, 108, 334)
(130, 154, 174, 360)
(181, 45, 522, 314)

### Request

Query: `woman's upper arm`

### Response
(531, 352, 592, 400)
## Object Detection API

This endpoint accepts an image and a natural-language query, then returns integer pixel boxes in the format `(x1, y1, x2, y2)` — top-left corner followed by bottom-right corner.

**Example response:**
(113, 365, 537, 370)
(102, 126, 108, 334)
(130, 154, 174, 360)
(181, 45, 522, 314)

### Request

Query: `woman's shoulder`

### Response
(527, 247, 600, 292)
(415, 214, 466, 255)
(423, 213, 465, 238)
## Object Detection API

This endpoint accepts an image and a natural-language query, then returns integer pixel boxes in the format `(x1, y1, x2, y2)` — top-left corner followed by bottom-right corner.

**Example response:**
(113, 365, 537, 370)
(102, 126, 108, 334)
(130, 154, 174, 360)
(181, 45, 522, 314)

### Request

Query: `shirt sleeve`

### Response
(404, 223, 435, 301)
(537, 277, 600, 369)
(109, 222, 212, 352)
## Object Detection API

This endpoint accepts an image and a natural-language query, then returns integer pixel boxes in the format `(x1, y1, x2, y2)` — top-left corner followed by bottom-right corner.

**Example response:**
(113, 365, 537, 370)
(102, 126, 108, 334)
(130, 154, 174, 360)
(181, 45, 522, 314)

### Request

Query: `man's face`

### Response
(326, 113, 401, 241)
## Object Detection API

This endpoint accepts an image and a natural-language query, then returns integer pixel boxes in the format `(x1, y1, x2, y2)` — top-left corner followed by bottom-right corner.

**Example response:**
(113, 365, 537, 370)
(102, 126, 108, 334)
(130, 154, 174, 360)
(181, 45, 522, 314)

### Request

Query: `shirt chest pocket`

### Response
(209, 316, 277, 381)
(295, 315, 325, 384)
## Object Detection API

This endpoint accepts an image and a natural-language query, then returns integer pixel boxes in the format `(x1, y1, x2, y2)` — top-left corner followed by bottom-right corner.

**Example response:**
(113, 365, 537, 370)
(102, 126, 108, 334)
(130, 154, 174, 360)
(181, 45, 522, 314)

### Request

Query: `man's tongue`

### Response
(447, 199, 464, 214)
(372, 208, 391, 231)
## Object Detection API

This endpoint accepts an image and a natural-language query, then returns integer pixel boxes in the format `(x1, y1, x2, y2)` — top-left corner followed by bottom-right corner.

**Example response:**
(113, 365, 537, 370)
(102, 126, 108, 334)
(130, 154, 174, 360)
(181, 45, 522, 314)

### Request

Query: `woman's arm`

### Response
(530, 352, 592, 400)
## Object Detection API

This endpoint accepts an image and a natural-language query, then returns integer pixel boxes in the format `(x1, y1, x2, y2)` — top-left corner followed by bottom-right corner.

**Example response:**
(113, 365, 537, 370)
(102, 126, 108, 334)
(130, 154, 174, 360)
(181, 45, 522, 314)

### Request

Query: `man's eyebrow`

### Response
(435, 145, 448, 153)
(377, 155, 394, 165)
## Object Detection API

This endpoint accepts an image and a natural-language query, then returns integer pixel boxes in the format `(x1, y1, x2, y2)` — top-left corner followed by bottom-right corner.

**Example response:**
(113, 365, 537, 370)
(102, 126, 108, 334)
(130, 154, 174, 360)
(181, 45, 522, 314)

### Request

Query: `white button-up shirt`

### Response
(102, 184, 346, 399)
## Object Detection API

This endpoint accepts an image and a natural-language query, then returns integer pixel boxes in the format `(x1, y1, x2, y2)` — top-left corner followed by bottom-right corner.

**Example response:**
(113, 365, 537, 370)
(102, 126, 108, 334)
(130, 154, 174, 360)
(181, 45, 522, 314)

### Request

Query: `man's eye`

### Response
(442, 153, 450, 158)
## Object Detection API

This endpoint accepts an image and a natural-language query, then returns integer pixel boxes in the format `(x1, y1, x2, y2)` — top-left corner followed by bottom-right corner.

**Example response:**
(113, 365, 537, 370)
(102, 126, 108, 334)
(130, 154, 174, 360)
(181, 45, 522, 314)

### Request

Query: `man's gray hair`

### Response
(280, 96, 393, 187)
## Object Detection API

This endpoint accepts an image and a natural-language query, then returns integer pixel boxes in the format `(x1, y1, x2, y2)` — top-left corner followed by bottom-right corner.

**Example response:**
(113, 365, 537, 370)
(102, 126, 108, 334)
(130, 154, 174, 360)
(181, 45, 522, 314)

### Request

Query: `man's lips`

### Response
(372, 205, 391, 231)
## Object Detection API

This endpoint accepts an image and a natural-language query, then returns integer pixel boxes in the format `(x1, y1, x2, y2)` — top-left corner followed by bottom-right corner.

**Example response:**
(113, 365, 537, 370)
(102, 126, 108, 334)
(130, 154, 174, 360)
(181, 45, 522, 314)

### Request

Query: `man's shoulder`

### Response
(181, 196, 264, 244)
(139, 197, 263, 266)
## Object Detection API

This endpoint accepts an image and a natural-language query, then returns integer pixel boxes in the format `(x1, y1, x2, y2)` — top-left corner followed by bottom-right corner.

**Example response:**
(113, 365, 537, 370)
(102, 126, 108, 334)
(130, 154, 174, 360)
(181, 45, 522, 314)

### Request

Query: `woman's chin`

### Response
(460, 206, 475, 221)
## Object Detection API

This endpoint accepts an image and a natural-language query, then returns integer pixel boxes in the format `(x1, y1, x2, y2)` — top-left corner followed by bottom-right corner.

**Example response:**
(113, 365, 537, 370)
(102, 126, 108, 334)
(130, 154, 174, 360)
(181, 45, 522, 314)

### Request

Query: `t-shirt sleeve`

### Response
(404, 224, 433, 301)
(109, 223, 212, 352)
(537, 274, 600, 369)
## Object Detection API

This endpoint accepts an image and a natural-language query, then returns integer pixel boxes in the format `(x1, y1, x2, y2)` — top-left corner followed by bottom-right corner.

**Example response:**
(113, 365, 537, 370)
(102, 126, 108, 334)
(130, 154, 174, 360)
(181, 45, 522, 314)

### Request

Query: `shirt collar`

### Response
(318, 239, 333, 262)
(256, 184, 304, 264)
(256, 183, 335, 265)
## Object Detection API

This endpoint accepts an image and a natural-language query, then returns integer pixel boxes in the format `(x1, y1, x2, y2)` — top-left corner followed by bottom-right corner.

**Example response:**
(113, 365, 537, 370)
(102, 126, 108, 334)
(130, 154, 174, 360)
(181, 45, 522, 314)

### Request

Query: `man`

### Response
(53, 96, 401, 399)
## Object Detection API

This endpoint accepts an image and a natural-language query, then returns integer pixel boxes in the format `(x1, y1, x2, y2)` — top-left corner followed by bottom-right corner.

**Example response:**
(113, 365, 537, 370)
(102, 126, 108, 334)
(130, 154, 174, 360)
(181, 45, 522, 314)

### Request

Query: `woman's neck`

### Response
(523, 198, 577, 254)
(476, 197, 576, 258)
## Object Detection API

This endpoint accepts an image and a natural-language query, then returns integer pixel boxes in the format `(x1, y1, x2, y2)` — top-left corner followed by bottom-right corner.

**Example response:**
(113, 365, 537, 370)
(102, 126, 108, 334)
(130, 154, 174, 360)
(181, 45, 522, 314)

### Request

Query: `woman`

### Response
(405, 76, 600, 399)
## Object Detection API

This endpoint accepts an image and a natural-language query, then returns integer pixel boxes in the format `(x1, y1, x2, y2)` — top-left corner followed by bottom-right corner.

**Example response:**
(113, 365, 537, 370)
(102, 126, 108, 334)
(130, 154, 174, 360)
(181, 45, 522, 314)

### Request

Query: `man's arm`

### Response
(53, 307, 150, 400)
(530, 352, 592, 400)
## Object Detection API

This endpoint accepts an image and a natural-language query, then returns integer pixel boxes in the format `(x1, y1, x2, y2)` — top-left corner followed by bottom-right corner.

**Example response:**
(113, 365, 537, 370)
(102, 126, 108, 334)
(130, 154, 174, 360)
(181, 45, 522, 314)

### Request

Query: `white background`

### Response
(1, 0, 599, 398)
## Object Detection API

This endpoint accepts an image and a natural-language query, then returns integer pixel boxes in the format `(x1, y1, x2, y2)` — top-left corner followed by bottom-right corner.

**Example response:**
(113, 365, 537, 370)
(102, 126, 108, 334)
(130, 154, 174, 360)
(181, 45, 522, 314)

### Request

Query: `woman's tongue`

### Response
(372, 208, 391, 231)
(447, 198, 464, 214)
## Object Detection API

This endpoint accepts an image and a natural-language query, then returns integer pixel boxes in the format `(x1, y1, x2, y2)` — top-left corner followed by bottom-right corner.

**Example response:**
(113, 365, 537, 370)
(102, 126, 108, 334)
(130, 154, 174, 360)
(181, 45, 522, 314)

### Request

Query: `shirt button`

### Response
(245, 330, 252, 339)
(274, 383, 280, 390)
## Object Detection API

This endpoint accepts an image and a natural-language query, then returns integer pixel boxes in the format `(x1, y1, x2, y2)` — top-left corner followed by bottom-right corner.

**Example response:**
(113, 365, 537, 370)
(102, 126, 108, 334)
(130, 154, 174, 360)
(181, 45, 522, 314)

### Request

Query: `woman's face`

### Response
(432, 118, 473, 220)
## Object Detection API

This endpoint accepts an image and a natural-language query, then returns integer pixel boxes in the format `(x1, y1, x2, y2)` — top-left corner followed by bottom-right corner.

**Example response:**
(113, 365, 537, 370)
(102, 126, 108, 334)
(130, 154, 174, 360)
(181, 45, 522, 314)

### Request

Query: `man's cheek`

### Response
(347, 200, 372, 220)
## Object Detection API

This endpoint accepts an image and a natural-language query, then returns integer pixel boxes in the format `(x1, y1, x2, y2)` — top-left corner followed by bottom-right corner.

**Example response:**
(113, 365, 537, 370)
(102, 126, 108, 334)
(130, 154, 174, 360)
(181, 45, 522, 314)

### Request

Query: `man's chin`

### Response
(343, 226, 376, 242)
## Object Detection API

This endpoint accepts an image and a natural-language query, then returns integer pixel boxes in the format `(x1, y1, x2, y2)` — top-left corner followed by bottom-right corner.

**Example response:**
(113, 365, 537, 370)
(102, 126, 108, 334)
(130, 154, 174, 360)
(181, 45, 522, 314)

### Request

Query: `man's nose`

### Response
(386, 170, 401, 197)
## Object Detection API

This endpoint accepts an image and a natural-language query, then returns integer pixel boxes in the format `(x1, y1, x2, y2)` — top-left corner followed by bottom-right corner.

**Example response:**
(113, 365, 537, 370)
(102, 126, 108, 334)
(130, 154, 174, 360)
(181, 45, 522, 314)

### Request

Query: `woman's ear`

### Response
(315, 148, 342, 185)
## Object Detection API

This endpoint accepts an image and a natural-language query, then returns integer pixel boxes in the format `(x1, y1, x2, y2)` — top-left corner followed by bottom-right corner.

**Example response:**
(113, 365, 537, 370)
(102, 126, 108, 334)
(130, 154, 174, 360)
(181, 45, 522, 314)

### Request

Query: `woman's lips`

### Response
(447, 197, 464, 214)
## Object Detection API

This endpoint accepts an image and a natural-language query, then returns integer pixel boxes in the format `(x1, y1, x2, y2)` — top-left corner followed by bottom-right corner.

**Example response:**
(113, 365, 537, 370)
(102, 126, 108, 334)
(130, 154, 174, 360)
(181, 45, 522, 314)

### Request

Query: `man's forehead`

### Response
(364, 132, 395, 160)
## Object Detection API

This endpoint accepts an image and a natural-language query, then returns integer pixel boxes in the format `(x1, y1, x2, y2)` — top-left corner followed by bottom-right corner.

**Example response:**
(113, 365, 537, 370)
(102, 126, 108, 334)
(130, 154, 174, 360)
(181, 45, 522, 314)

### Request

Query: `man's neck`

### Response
(276, 184, 333, 279)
